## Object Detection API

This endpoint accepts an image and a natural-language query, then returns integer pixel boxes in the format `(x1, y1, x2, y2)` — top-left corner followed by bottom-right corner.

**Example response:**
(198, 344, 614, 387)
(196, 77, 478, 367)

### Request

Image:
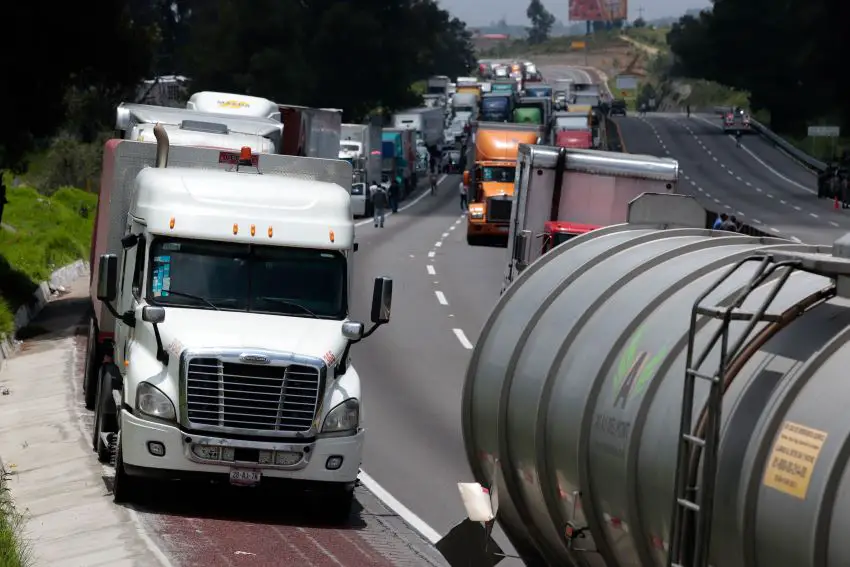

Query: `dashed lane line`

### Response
(426, 265, 436, 275)
(452, 329, 474, 350)
(435, 291, 448, 305)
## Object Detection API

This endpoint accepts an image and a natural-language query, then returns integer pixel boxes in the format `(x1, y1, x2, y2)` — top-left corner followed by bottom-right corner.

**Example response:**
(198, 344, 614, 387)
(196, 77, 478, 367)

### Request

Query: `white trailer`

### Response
(84, 128, 393, 522)
(116, 102, 282, 154)
(392, 107, 445, 150)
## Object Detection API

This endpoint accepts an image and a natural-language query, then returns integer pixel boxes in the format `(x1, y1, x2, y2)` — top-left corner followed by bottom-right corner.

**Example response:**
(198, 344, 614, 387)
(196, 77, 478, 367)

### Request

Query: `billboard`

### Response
(615, 75, 639, 90)
(569, 0, 628, 21)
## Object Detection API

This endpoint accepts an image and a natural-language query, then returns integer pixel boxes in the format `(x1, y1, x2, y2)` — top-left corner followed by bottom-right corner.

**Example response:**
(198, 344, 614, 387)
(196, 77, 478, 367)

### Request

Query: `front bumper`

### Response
(467, 217, 509, 236)
(121, 409, 364, 484)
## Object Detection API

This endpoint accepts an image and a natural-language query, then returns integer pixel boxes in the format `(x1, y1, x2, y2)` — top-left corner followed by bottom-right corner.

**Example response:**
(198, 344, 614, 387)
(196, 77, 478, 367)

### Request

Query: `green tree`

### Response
(633, 17, 646, 28)
(526, 0, 556, 44)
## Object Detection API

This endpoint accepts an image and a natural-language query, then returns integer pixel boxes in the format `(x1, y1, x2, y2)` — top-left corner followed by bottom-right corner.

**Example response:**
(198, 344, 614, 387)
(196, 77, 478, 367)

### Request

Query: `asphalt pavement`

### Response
(612, 112, 850, 244)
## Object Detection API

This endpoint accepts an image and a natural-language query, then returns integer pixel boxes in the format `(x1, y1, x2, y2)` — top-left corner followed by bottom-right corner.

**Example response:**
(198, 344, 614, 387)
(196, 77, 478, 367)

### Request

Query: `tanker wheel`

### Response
(82, 316, 100, 410)
(92, 368, 117, 462)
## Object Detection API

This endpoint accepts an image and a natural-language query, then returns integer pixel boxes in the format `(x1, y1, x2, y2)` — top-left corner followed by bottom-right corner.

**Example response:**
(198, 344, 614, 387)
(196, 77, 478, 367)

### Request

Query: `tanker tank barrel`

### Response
(458, 201, 850, 567)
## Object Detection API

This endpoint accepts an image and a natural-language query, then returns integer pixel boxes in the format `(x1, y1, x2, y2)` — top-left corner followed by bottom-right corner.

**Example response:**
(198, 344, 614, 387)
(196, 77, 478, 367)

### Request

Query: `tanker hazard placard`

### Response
(763, 421, 827, 499)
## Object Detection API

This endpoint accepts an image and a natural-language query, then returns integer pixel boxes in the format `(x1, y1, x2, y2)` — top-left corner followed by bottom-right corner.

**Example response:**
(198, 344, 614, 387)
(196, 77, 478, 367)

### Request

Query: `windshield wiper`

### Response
(153, 290, 221, 311)
(257, 297, 319, 318)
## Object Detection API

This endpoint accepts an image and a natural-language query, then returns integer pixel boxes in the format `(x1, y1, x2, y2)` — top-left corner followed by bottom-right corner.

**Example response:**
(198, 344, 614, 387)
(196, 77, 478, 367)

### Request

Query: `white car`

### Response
(351, 182, 370, 217)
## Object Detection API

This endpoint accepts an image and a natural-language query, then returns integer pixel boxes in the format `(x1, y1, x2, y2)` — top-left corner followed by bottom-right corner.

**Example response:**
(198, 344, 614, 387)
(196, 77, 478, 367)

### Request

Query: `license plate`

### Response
(229, 468, 261, 486)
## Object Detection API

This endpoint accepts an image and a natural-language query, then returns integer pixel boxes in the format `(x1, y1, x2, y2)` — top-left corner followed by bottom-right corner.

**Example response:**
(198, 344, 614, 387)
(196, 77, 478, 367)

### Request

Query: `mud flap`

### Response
(436, 519, 504, 567)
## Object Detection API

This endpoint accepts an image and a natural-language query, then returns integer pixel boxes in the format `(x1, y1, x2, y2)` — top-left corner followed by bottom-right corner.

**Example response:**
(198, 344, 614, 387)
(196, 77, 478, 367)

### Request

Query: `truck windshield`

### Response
(481, 166, 515, 183)
(147, 238, 347, 319)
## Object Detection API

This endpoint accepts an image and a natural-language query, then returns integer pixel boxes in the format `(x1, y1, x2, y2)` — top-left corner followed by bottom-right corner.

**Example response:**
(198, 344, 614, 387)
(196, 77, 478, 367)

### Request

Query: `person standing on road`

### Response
(712, 213, 728, 229)
(686, 104, 691, 118)
(430, 172, 438, 196)
(0, 175, 7, 226)
(372, 184, 388, 228)
(389, 178, 400, 213)
(459, 180, 468, 212)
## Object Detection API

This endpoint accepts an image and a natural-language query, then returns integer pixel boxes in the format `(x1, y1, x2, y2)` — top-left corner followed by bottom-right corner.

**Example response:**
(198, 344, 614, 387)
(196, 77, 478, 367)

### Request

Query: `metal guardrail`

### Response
(710, 106, 827, 173)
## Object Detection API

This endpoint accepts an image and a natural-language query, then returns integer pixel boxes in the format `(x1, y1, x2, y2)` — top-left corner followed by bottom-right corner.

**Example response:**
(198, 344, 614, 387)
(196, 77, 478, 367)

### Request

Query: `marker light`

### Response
(250, 224, 256, 236)
(169, 217, 175, 229)
(240, 146, 252, 161)
(268, 226, 273, 238)
(329, 230, 335, 243)
(233, 223, 238, 235)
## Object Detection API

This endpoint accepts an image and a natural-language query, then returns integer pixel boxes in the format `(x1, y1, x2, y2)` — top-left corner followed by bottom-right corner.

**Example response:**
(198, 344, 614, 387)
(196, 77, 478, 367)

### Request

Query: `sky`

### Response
(439, 0, 711, 26)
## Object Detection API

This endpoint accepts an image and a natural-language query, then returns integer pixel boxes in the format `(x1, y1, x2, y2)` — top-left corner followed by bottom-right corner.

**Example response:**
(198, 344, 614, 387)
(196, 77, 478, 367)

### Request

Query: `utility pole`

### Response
(638, 6, 645, 19)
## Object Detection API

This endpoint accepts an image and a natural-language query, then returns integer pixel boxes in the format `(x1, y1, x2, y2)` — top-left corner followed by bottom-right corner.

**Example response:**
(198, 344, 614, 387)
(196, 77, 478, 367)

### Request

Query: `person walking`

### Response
(686, 104, 691, 118)
(712, 213, 728, 229)
(372, 183, 388, 228)
(430, 172, 438, 196)
(389, 178, 400, 213)
(459, 180, 468, 212)
(0, 175, 7, 226)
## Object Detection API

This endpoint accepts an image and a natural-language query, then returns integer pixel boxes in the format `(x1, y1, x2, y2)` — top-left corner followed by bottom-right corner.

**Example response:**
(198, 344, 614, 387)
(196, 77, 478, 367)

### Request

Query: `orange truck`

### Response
(463, 121, 544, 245)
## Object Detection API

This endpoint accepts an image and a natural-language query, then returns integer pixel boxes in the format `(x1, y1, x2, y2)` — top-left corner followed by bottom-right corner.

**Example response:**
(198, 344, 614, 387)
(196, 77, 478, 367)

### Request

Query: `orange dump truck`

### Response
(464, 121, 544, 246)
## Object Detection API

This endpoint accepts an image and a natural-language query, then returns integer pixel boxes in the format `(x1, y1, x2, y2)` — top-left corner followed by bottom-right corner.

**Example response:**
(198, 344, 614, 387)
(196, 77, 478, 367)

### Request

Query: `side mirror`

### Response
(463, 170, 470, 185)
(370, 277, 393, 324)
(97, 254, 119, 302)
(141, 305, 166, 324)
(342, 321, 364, 340)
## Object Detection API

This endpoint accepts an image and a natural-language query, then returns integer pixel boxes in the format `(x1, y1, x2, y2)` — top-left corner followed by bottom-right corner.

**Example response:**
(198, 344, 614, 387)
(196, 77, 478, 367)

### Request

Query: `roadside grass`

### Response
(0, 185, 97, 336)
(624, 27, 670, 51)
(0, 466, 29, 567)
(479, 31, 628, 58)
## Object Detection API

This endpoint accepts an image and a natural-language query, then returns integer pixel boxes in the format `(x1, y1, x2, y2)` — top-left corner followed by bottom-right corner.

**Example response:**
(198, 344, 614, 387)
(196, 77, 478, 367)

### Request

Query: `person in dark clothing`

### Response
(389, 179, 400, 213)
(0, 176, 7, 226)
(712, 213, 728, 230)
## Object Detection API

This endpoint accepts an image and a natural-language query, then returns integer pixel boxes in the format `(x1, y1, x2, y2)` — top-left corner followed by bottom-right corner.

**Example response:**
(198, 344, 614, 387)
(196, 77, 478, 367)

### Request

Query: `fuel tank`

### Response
(463, 213, 850, 567)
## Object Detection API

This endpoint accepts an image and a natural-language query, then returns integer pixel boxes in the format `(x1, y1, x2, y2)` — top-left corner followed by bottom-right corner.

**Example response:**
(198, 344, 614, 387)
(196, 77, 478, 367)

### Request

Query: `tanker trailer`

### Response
(459, 191, 850, 567)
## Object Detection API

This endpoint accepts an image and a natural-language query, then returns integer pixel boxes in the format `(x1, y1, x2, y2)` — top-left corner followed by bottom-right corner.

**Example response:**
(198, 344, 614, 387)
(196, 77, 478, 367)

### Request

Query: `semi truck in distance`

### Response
(392, 107, 445, 151)
(464, 121, 544, 245)
(504, 145, 679, 289)
(456, 191, 850, 567)
(115, 102, 283, 154)
(340, 121, 382, 217)
(83, 125, 393, 522)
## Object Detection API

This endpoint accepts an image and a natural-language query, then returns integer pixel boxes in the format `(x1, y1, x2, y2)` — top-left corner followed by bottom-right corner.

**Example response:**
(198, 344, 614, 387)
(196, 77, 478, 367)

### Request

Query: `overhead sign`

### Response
(616, 75, 639, 90)
(808, 126, 840, 138)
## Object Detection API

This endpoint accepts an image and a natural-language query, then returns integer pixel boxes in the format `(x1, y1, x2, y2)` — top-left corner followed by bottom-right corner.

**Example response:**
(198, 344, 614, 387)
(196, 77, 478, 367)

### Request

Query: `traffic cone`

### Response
(835, 195, 840, 209)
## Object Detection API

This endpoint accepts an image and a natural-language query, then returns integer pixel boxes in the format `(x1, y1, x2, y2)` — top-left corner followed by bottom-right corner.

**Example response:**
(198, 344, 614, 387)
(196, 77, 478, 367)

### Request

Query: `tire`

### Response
(83, 317, 100, 410)
(320, 485, 355, 526)
(113, 433, 143, 504)
(92, 368, 116, 463)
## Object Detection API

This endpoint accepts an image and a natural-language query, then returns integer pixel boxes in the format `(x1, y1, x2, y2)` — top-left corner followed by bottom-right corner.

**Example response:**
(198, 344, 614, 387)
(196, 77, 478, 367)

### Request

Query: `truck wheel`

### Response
(112, 434, 142, 504)
(92, 368, 117, 462)
(320, 485, 355, 526)
(83, 317, 100, 410)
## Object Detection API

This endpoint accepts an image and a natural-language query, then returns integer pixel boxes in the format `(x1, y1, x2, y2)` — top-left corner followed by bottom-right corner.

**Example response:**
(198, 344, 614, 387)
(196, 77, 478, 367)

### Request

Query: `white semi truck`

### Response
(340, 121, 382, 217)
(392, 107, 445, 151)
(84, 126, 392, 521)
(116, 102, 283, 154)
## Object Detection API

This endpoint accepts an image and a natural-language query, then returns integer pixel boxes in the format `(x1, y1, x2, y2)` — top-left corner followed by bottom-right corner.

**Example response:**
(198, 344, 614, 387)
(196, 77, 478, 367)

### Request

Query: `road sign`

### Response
(571, 41, 586, 49)
(616, 75, 638, 90)
(808, 126, 840, 138)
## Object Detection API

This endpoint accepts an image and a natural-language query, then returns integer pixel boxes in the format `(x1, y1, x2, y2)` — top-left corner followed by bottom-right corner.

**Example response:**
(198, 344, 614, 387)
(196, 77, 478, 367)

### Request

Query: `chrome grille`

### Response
(487, 197, 513, 222)
(185, 358, 320, 433)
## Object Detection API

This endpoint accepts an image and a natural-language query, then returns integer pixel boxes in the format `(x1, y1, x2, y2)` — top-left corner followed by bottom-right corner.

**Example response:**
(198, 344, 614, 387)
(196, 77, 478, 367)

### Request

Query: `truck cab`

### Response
(479, 92, 515, 122)
(85, 131, 391, 522)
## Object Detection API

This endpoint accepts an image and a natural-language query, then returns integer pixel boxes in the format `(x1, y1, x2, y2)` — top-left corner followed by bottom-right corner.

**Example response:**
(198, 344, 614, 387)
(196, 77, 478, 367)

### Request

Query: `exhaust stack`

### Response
(153, 123, 169, 168)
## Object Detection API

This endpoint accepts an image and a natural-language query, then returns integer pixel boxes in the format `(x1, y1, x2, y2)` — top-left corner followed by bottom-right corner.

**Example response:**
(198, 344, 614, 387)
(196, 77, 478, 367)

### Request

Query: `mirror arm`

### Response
(151, 323, 169, 365)
(361, 321, 383, 340)
(120, 309, 136, 327)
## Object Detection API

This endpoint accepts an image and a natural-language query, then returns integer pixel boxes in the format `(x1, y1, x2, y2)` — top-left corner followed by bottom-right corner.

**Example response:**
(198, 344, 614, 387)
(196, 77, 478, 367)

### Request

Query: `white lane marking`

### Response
(426, 265, 436, 275)
(746, 181, 752, 187)
(810, 213, 819, 218)
(427, 251, 435, 258)
(756, 187, 763, 192)
(453, 329, 474, 350)
(780, 200, 787, 205)
(435, 241, 442, 247)
(354, 174, 449, 227)
(435, 291, 448, 305)
(830, 221, 840, 227)
(442, 232, 449, 238)
(449, 225, 456, 231)
(753, 218, 762, 224)
(358, 471, 442, 544)
(794, 206, 801, 211)
(770, 227, 780, 233)
(790, 236, 802, 243)
(127, 509, 177, 567)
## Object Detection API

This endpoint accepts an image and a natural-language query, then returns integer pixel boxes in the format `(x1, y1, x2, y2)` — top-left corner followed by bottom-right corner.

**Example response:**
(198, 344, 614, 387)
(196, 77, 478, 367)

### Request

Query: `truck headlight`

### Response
(137, 382, 176, 421)
(322, 398, 359, 434)
(469, 208, 484, 219)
